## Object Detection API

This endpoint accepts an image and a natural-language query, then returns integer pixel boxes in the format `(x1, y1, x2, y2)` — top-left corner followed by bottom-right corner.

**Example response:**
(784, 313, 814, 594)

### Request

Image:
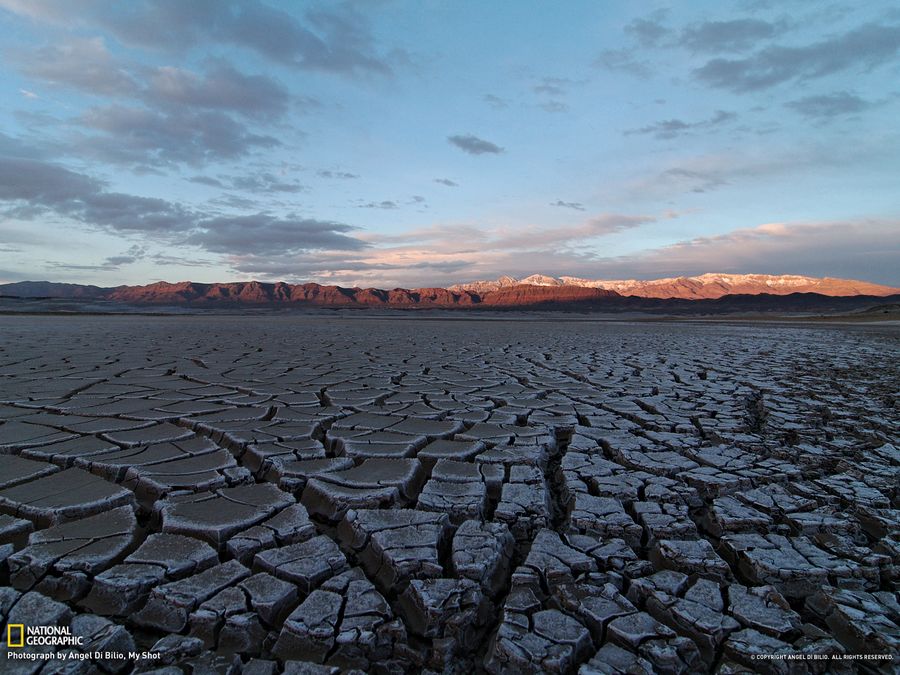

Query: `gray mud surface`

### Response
(0, 315, 897, 674)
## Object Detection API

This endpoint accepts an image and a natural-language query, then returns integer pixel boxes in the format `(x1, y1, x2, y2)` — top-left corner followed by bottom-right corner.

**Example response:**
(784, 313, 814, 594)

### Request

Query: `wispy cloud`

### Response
(447, 134, 504, 155)
(694, 22, 900, 92)
(785, 92, 875, 119)
(357, 200, 399, 210)
(539, 100, 568, 113)
(625, 110, 736, 140)
(151, 253, 217, 268)
(625, 10, 671, 47)
(550, 200, 585, 211)
(482, 94, 508, 109)
(317, 170, 359, 179)
(16, 36, 138, 95)
(532, 76, 576, 97)
(680, 18, 787, 53)
(658, 167, 729, 194)
(144, 60, 290, 121)
(593, 49, 653, 79)
(75, 105, 280, 169)
(44, 245, 146, 272)
(1, 0, 401, 76)
(371, 213, 653, 252)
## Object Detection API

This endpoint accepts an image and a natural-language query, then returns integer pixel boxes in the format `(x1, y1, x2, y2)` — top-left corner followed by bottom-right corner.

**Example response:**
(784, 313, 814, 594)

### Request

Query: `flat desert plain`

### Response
(1, 315, 898, 673)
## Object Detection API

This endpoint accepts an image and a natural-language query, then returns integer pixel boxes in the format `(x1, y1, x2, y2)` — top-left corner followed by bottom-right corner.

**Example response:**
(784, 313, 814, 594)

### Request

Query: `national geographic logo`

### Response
(5, 625, 83, 647)
(7, 624, 24, 648)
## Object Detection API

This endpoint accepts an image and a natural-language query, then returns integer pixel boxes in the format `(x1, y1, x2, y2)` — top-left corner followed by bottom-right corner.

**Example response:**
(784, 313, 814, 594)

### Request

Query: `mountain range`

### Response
(0, 273, 897, 313)
(447, 273, 898, 299)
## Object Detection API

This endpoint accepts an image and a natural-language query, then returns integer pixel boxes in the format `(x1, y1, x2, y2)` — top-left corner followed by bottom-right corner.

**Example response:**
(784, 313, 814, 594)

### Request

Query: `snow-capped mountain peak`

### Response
(447, 273, 898, 299)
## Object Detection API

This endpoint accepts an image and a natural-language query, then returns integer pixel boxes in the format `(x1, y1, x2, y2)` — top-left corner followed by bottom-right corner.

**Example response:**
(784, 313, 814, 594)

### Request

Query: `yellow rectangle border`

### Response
(7, 624, 24, 648)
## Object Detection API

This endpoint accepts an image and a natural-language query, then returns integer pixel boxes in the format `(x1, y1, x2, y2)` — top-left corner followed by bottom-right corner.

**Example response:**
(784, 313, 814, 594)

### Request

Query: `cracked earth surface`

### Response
(0, 315, 897, 674)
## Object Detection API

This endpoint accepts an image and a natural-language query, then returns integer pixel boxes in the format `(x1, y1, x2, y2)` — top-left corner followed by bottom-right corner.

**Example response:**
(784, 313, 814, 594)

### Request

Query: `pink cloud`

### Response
(227, 217, 900, 288)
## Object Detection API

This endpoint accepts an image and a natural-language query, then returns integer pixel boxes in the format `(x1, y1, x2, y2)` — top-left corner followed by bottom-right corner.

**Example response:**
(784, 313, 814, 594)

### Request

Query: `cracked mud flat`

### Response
(0, 314, 897, 674)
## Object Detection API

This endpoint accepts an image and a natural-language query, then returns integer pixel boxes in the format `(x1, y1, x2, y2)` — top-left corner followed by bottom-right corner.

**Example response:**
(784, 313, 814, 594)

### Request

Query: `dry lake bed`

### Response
(0, 315, 898, 674)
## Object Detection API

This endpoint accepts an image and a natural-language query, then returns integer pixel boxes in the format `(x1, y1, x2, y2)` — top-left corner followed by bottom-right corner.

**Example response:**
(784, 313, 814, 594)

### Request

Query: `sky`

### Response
(1, 0, 898, 288)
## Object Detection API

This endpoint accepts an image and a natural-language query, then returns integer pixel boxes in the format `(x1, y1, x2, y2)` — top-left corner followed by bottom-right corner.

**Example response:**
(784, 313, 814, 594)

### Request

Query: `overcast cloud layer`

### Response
(1, 1, 898, 287)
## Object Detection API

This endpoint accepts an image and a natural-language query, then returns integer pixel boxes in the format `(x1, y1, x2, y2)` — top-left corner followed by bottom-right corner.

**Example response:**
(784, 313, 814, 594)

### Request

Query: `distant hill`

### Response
(2, 277, 898, 314)
(0, 281, 112, 299)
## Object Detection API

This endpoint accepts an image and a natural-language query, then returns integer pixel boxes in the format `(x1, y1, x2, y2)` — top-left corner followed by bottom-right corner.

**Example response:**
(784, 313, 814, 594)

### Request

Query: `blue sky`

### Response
(1, 0, 898, 287)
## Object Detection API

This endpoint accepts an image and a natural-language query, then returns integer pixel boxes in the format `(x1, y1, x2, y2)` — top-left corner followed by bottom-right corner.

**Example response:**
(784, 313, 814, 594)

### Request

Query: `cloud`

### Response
(550, 200, 585, 211)
(16, 36, 139, 96)
(227, 172, 306, 193)
(593, 49, 653, 79)
(75, 192, 195, 232)
(103, 255, 137, 266)
(625, 11, 671, 47)
(44, 261, 114, 272)
(482, 94, 508, 109)
(694, 22, 900, 92)
(318, 170, 359, 179)
(325, 218, 899, 289)
(625, 110, 736, 140)
(587, 219, 900, 284)
(189, 215, 367, 256)
(150, 253, 217, 267)
(44, 244, 146, 272)
(0, 0, 95, 23)
(785, 91, 873, 119)
(0, 132, 49, 160)
(226, 252, 475, 284)
(145, 60, 289, 120)
(19, 89, 39, 99)
(75, 105, 279, 168)
(377, 213, 652, 252)
(485, 214, 651, 251)
(0, 157, 102, 205)
(540, 101, 568, 113)
(190, 173, 305, 193)
(447, 134, 504, 155)
(624, 129, 900, 201)
(658, 168, 729, 193)
(0, 159, 192, 233)
(532, 77, 574, 97)
(593, 10, 668, 76)
(680, 19, 785, 53)
(357, 200, 399, 209)
(0, 157, 369, 258)
(229, 3, 395, 74)
(434, 178, 458, 187)
(8, 32, 291, 169)
(224, 244, 619, 289)
(211, 194, 261, 210)
(211, 209, 821, 288)
(188, 175, 225, 188)
(3, 0, 398, 76)
(102, 245, 146, 268)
